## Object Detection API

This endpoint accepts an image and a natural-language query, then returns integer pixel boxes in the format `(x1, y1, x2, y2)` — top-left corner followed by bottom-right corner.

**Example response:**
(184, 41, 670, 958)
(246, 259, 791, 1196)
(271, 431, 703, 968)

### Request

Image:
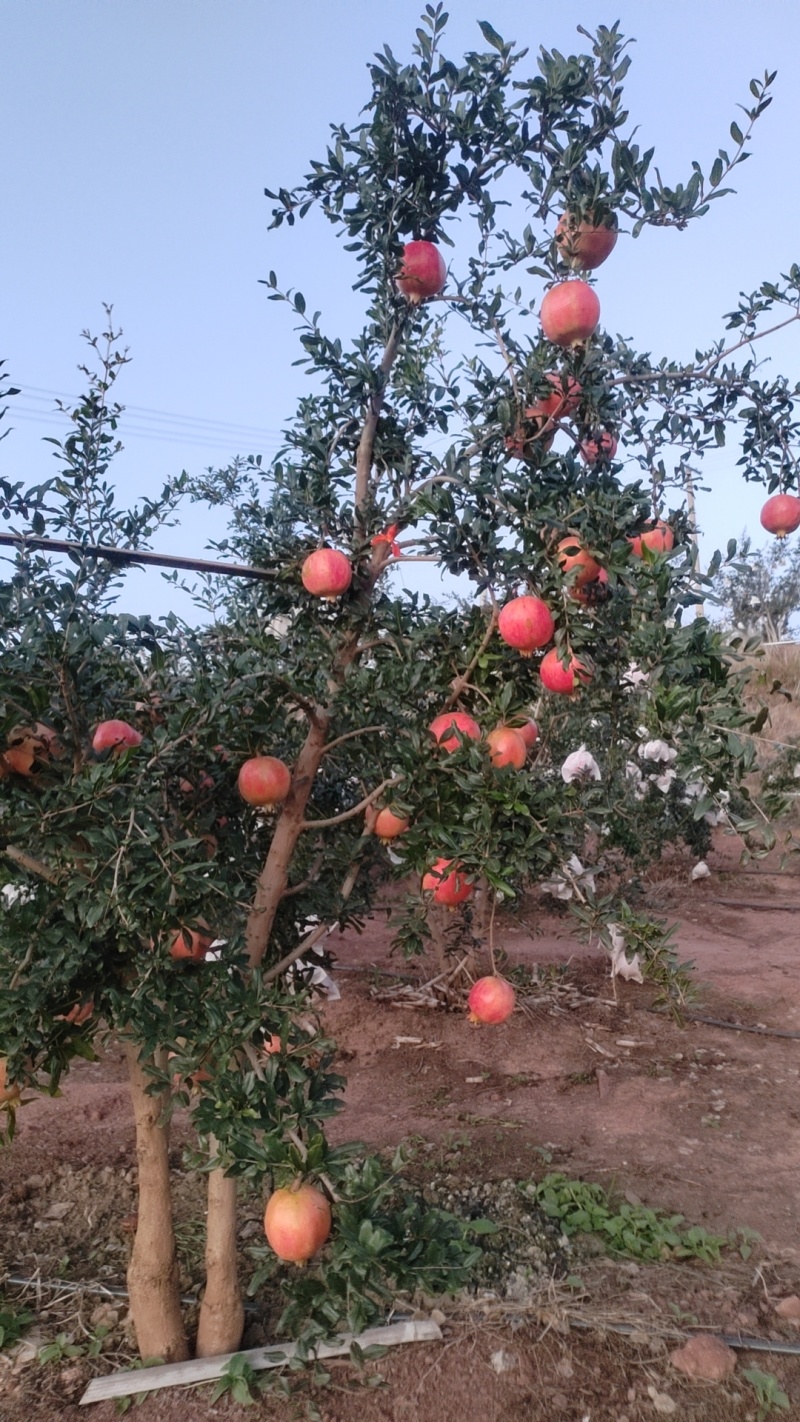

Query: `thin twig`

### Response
(300, 775, 400, 831)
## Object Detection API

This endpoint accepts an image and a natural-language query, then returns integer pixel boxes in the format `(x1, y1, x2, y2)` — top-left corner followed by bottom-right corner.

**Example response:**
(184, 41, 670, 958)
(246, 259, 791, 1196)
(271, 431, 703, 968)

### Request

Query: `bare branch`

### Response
(3, 845, 59, 884)
(321, 724, 387, 757)
(300, 775, 400, 831)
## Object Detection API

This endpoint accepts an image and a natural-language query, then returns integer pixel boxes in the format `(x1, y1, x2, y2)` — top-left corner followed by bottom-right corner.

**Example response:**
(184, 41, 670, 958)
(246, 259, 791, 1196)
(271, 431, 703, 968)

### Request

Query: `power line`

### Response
(7, 407, 283, 452)
(19, 385, 284, 441)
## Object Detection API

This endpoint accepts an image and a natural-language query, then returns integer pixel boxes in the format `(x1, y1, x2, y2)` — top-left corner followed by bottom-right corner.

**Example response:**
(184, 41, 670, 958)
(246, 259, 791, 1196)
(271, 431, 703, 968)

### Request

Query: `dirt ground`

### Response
(2, 831, 800, 1421)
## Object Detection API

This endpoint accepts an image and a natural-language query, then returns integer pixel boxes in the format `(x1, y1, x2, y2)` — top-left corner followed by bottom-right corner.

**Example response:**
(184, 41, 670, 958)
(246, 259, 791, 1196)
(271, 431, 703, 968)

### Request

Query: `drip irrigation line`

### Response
(709, 897, 798, 913)
(4, 1274, 260, 1314)
(0, 531, 273, 582)
(647, 1007, 800, 1040)
(567, 1316, 800, 1356)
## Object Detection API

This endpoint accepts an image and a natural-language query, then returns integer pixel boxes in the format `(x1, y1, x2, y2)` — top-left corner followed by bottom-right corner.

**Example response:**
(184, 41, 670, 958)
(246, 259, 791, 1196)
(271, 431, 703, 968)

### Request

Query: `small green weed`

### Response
(0, 1296, 34, 1349)
(743, 1366, 791, 1418)
(210, 1352, 271, 1406)
(530, 1173, 727, 1262)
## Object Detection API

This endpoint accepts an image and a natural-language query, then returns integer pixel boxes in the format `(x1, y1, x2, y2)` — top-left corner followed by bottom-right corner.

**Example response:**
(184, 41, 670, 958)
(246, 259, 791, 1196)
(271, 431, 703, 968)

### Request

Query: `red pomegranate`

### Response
(504, 419, 554, 461)
(62, 999, 94, 1026)
(527, 373, 583, 424)
(513, 718, 539, 749)
(486, 727, 527, 770)
(581, 432, 618, 464)
(396, 240, 447, 303)
(429, 711, 481, 752)
(573, 567, 610, 605)
(0, 1058, 21, 1105)
(467, 975, 516, 1025)
(540, 281, 600, 346)
(628, 520, 674, 558)
(421, 858, 473, 909)
(264, 1181, 332, 1263)
(498, 595, 555, 657)
(91, 719, 142, 753)
(760, 493, 800, 539)
(539, 647, 592, 694)
(168, 924, 213, 962)
(555, 212, 618, 270)
(1, 741, 35, 776)
(372, 807, 410, 842)
(238, 755, 292, 808)
(557, 534, 601, 589)
(301, 549, 353, 599)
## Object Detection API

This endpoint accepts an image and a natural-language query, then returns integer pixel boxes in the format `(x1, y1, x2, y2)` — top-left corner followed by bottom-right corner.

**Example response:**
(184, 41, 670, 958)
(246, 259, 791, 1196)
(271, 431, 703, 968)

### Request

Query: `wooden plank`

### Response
(79, 1319, 442, 1405)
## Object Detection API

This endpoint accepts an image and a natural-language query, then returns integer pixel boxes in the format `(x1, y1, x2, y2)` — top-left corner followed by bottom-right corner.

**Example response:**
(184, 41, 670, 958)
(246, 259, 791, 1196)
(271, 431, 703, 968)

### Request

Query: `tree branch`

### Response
(262, 860, 362, 986)
(442, 607, 499, 712)
(300, 775, 400, 831)
(320, 724, 387, 757)
(3, 845, 59, 884)
(354, 320, 406, 522)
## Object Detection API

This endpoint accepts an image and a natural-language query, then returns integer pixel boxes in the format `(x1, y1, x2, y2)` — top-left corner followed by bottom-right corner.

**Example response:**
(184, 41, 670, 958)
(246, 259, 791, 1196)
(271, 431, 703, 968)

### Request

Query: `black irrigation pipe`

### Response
(647, 1007, 800, 1041)
(568, 1316, 800, 1357)
(0, 532, 273, 582)
(8, 1276, 800, 1359)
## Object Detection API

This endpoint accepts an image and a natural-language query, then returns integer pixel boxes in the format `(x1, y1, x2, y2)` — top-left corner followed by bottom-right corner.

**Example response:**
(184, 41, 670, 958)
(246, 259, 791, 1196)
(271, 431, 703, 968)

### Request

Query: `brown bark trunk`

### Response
(195, 1146, 244, 1357)
(245, 712, 330, 967)
(125, 1043, 189, 1363)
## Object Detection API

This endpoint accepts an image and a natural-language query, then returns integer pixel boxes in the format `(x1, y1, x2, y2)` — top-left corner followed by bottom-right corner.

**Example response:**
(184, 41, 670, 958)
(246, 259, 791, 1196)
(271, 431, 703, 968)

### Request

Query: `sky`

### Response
(3, 0, 800, 622)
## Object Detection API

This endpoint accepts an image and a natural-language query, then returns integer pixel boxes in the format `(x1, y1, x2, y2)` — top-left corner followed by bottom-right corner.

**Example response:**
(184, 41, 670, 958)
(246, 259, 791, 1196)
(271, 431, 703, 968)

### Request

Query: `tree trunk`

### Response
(195, 1146, 244, 1357)
(125, 1043, 189, 1363)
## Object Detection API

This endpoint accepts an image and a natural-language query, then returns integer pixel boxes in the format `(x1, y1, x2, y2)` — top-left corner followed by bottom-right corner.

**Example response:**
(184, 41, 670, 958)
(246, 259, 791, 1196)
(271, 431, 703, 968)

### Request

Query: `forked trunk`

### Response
(195, 1147, 244, 1357)
(125, 1043, 189, 1363)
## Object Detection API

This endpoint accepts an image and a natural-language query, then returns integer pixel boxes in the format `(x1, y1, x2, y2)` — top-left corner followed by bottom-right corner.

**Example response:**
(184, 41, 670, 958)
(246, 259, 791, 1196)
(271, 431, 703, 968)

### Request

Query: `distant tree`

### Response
(713, 534, 800, 642)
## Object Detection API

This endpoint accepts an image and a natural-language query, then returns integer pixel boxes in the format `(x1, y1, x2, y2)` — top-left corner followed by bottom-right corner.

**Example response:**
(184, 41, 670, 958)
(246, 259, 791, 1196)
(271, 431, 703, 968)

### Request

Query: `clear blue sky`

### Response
(3, 1, 799, 619)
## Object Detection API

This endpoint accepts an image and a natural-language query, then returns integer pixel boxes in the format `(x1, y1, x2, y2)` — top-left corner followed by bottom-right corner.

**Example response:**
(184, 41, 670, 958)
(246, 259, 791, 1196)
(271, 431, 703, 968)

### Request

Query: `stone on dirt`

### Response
(774, 1294, 800, 1322)
(669, 1332, 737, 1381)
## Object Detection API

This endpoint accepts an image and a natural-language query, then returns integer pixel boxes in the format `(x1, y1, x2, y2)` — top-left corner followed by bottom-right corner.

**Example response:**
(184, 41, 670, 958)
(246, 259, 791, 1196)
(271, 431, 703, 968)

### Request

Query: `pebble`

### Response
(774, 1294, 800, 1322)
(670, 1333, 736, 1381)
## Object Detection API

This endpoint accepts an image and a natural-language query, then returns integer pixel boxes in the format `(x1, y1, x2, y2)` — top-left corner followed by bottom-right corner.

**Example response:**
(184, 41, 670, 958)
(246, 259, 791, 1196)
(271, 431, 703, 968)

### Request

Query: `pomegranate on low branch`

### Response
(513, 718, 539, 749)
(422, 858, 473, 908)
(264, 1181, 332, 1263)
(486, 726, 527, 769)
(301, 548, 353, 599)
(238, 755, 292, 808)
(760, 492, 800, 538)
(498, 595, 555, 657)
(372, 806, 410, 842)
(628, 520, 674, 558)
(91, 719, 143, 753)
(539, 647, 592, 694)
(557, 534, 601, 589)
(0, 1058, 21, 1105)
(429, 711, 481, 752)
(168, 924, 213, 962)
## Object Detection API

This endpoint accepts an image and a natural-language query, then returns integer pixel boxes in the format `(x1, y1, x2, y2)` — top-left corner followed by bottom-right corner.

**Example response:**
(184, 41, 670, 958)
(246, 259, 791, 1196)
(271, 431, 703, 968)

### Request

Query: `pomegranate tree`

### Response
(0, 13, 790, 1372)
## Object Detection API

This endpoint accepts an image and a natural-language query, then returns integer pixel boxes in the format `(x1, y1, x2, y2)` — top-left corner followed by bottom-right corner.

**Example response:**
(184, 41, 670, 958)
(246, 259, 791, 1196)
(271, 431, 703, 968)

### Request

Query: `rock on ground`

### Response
(669, 1332, 737, 1381)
